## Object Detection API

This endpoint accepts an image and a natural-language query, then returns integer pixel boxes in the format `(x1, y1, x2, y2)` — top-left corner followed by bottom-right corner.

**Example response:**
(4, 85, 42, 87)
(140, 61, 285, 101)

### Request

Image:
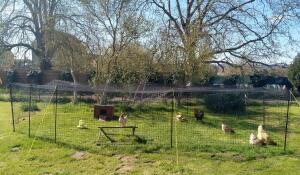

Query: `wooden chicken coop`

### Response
(94, 104, 114, 121)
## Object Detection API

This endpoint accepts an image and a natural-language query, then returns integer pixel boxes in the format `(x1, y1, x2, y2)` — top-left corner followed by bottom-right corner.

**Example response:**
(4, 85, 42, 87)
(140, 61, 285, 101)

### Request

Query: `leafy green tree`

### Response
(288, 54, 300, 91)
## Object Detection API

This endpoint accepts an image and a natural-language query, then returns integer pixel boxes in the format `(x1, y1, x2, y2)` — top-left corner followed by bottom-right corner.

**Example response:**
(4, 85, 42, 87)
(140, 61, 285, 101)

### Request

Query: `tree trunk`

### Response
(100, 79, 110, 105)
(70, 69, 78, 104)
(185, 44, 197, 82)
(176, 92, 182, 106)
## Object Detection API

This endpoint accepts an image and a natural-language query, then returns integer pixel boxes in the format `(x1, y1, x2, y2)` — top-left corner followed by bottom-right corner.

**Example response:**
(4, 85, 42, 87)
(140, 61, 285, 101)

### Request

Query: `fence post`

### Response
(186, 92, 189, 117)
(262, 92, 266, 126)
(170, 91, 174, 148)
(28, 84, 32, 137)
(284, 91, 291, 151)
(9, 86, 15, 132)
(244, 91, 248, 119)
(54, 85, 58, 143)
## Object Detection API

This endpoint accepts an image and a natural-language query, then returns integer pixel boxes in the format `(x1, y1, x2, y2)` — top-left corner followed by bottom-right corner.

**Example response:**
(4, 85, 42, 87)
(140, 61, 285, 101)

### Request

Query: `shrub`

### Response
(223, 75, 238, 87)
(20, 103, 40, 112)
(288, 53, 300, 91)
(78, 98, 96, 104)
(52, 97, 71, 104)
(6, 69, 18, 83)
(58, 71, 73, 82)
(204, 93, 246, 114)
(26, 70, 42, 84)
(119, 105, 135, 113)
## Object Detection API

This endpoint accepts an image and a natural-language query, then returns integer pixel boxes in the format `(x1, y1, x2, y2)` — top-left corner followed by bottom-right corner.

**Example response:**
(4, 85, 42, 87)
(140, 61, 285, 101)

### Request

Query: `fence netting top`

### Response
(8, 81, 288, 94)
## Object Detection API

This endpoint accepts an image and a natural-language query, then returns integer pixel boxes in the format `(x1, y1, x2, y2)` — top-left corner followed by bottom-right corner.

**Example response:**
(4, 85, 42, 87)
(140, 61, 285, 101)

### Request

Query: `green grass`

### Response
(1, 97, 300, 174)
(12, 99, 290, 154)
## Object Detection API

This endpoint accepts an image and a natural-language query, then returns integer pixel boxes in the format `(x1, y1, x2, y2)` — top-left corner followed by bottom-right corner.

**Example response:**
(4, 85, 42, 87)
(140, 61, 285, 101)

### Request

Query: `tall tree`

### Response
(150, 0, 299, 80)
(51, 31, 92, 103)
(80, 0, 150, 103)
(0, 0, 64, 70)
(288, 53, 300, 91)
(81, 0, 149, 80)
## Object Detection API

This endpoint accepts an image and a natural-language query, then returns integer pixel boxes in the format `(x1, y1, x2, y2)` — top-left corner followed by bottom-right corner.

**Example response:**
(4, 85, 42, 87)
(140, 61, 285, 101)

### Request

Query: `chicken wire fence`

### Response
(8, 82, 294, 152)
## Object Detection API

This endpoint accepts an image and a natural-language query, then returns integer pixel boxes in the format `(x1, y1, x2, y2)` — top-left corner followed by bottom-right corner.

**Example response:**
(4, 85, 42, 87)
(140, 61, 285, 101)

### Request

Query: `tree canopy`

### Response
(288, 53, 300, 90)
(0, 0, 299, 86)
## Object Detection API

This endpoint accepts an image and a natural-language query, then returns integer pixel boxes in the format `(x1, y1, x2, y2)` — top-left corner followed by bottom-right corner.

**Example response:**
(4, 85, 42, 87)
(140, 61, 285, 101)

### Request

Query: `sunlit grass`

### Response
(12, 97, 295, 157)
(0, 98, 300, 175)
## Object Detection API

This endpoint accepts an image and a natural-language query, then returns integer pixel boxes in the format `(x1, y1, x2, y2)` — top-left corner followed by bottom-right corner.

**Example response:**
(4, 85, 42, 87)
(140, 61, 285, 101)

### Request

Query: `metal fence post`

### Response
(9, 86, 15, 132)
(262, 92, 266, 126)
(284, 91, 291, 151)
(54, 85, 58, 143)
(186, 92, 189, 118)
(244, 91, 248, 119)
(170, 91, 174, 148)
(28, 84, 32, 137)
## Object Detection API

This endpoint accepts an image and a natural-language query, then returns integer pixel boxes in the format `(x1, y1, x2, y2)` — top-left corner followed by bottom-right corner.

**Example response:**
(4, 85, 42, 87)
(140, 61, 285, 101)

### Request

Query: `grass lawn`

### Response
(1, 96, 300, 174)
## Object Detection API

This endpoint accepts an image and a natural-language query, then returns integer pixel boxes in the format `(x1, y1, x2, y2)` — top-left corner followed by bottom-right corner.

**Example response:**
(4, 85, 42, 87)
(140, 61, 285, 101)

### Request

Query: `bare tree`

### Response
(0, 0, 65, 70)
(80, 0, 150, 103)
(150, 0, 299, 80)
(82, 0, 149, 76)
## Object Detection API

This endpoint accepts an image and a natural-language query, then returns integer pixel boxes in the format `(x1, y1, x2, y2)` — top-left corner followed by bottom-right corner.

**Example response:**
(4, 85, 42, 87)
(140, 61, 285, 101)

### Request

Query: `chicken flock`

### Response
(176, 111, 277, 146)
(119, 109, 277, 146)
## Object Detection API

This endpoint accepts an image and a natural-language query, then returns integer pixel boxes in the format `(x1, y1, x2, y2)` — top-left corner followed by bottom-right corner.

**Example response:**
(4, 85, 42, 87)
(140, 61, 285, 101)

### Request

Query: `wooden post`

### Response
(284, 91, 291, 151)
(9, 86, 15, 132)
(28, 85, 32, 137)
(54, 86, 58, 143)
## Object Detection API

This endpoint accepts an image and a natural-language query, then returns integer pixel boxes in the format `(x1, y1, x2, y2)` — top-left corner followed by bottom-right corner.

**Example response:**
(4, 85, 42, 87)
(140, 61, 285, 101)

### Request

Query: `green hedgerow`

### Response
(204, 93, 246, 114)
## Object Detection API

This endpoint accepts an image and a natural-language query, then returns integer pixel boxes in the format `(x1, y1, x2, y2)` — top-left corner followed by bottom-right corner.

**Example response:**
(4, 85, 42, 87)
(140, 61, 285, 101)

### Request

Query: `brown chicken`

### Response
(221, 122, 235, 134)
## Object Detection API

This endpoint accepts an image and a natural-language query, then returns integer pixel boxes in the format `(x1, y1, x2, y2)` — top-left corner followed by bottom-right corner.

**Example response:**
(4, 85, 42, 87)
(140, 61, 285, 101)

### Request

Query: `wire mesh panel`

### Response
(262, 90, 289, 149)
(129, 92, 172, 146)
(288, 93, 300, 153)
(9, 83, 292, 154)
(173, 90, 289, 152)
(10, 85, 29, 134)
(56, 89, 100, 149)
(10, 84, 56, 141)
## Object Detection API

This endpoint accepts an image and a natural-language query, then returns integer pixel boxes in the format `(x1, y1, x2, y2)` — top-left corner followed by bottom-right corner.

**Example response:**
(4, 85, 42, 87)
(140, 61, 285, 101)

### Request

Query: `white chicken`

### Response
(257, 125, 269, 141)
(176, 112, 185, 121)
(119, 113, 128, 127)
(249, 133, 266, 145)
(257, 125, 277, 145)
(249, 133, 257, 145)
